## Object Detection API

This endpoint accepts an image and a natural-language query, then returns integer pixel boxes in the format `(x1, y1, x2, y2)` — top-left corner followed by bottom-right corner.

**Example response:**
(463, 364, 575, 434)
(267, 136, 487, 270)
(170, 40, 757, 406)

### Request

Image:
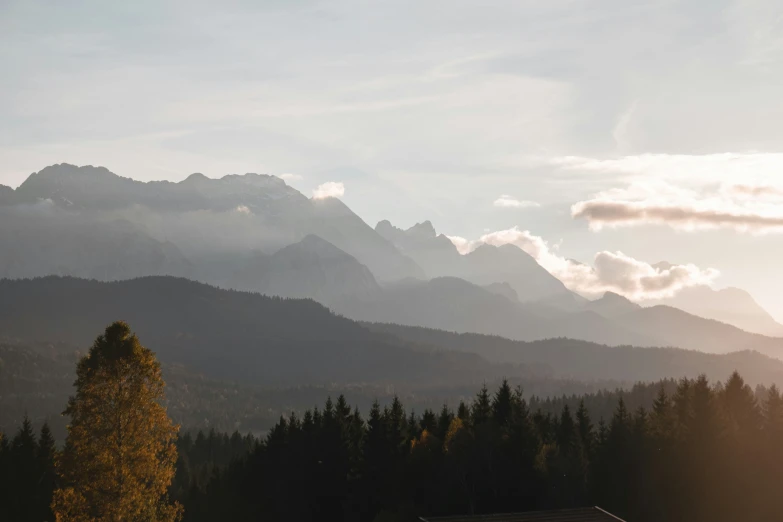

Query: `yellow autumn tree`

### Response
(52, 321, 182, 522)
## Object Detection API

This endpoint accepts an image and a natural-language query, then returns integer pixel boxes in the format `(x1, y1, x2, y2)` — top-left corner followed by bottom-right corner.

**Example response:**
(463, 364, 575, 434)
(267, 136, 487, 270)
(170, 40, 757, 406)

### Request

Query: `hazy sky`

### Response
(2, 0, 783, 316)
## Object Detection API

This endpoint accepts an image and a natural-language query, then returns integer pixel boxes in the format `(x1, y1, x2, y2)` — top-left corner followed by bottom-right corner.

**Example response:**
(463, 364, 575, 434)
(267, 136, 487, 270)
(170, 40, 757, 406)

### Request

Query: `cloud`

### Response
(279, 173, 303, 182)
(493, 195, 540, 208)
(446, 235, 474, 255)
(571, 181, 783, 233)
(552, 153, 783, 187)
(234, 204, 252, 215)
(312, 181, 345, 200)
(448, 226, 718, 300)
(729, 184, 783, 198)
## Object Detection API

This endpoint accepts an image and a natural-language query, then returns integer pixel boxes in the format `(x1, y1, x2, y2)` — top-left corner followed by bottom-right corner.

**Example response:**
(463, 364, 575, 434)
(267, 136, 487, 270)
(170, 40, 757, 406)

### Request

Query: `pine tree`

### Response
(0, 430, 8, 521)
(36, 423, 57, 522)
(456, 401, 470, 422)
(420, 409, 437, 434)
(436, 405, 453, 441)
(719, 371, 761, 437)
(492, 379, 513, 427)
(471, 384, 492, 426)
(11, 415, 38, 521)
(763, 385, 783, 437)
(651, 385, 673, 438)
(52, 321, 182, 522)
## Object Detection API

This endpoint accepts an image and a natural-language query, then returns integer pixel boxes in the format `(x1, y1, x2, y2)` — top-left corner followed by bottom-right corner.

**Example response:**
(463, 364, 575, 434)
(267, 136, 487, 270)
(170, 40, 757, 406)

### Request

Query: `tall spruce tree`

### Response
(36, 423, 57, 522)
(10, 416, 39, 521)
(52, 321, 182, 522)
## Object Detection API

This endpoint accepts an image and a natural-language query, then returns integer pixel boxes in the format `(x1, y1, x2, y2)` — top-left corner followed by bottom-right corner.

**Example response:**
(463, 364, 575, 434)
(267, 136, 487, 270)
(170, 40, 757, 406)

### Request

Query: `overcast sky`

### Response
(2, 0, 783, 316)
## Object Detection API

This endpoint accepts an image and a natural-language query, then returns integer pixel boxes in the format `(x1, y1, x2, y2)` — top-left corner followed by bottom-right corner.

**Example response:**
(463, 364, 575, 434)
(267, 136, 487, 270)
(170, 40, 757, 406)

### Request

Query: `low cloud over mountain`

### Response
(448, 226, 718, 300)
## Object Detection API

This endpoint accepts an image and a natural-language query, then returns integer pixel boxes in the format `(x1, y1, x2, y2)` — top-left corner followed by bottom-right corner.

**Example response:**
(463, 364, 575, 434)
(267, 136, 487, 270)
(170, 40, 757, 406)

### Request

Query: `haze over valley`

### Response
(3, 2, 783, 520)
(3, 163, 783, 436)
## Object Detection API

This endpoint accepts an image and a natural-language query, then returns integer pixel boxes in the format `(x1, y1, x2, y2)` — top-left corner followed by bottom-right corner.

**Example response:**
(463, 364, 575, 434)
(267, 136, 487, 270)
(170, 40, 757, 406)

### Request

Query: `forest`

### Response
(2, 372, 781, 522)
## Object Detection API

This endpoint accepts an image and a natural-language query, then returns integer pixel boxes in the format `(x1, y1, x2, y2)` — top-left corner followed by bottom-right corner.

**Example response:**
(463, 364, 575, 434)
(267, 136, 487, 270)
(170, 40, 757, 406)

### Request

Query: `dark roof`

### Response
(420, 507, 626, 522)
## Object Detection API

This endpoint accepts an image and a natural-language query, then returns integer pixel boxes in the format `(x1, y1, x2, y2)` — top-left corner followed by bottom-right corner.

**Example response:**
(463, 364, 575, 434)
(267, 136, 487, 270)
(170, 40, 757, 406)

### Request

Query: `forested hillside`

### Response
(367, 323, 783, 385)
(173, 374, 783, 522)
(0, 276, 505, 386)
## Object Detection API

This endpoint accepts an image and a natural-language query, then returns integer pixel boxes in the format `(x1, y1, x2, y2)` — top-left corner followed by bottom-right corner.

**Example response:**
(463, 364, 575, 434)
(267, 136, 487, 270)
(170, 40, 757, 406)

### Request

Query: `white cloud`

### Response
(571, 180, 783, 233)
(446, 235, 474, 255)
(448, 226, 719, 300)
(552, 152, 783, 187)
(554, 153, 783, 233)
(234, 204, 252, 215)
(312, 181, 345, 200)
(279, 173, 303, 182)
(493, 195, 540, 208)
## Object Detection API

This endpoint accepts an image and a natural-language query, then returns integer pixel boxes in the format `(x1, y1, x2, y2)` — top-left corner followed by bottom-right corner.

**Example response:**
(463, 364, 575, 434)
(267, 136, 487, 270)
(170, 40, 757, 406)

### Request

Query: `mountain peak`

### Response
(0, 184, 15, 205)
(406, 220, 436, 239)
(584, 291, 641, 318)
(600, 291, 632, 302)
(375, 220, 398, 236)
(274, 234, 354, 261)
(34, 163, 118, 180)
(182, 172, 210, 183)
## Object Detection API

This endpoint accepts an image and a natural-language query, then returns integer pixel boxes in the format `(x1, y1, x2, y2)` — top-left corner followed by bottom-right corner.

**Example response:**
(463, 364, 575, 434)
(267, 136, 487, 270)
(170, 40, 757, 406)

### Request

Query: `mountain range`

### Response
(1, 163, 782, 354)
(2, 164, 422, 283)
(3, 276, 783, 390)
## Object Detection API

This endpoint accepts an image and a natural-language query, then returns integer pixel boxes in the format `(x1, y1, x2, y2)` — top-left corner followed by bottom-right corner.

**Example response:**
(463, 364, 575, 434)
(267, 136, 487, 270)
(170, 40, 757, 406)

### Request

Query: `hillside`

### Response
(653, 285, 783, 337)
(619, 305, 783, 355)
(334, 277, 660, 347)
(228, 235, 381, 302)
(0, 340, 634, 440)
(366, 323, 783, 385)
(0, 276, 506, 387)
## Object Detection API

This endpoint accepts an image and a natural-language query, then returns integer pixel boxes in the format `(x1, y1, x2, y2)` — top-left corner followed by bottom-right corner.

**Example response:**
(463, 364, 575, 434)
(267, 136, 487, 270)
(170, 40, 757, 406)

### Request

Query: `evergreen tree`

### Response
(36, 423, 57, 522)
(10, 416, 39, 521)
(471, 384, 492, 426)
(492, 379, 513, 427)
(575, 400, 594, 460)
(52, 321, 182, 522)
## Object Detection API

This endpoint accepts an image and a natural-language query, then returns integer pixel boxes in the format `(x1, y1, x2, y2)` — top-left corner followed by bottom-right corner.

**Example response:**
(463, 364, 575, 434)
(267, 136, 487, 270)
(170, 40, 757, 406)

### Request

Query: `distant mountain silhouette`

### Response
(9, 164, 423, 282)
(14, 164, 304, 212)
(333, 276, 662, 347)
(482, 282, 520, 302)
(375, 220, 460, 277)
(0, 185, 15, 205)
(366, 323, 783, 386)
(618, 304, 783, 355)
(651, 285, 783, 337)
(229, 234, 381, 303)
(333, 277, 783, 358)
(462, 244, 575, 302)
(376, 219, 579, 304)
(5, 164, 781, 359)
(0, 209, 192, 280)
(584, 292, 641, 318)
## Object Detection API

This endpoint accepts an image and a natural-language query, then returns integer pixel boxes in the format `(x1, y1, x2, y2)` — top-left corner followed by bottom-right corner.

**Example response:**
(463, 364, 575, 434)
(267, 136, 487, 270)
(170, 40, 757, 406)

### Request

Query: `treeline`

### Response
(0, 421, 256, 522)
(0, 419, 56, 522)
(4, 372, 783, 521)
(171, 429, 259, 500)
(182, 372, 783, 522)
(2, 339, 640, 441)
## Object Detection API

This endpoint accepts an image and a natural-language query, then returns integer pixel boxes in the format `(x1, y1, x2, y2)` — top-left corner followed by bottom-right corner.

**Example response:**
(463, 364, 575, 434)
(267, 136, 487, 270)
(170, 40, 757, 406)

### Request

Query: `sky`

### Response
(2, 0, 783, 316)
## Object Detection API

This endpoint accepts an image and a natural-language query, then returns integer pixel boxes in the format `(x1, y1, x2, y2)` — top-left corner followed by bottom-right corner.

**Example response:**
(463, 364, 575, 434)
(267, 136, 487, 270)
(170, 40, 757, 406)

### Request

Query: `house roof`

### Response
(420, 507, 627, 522)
